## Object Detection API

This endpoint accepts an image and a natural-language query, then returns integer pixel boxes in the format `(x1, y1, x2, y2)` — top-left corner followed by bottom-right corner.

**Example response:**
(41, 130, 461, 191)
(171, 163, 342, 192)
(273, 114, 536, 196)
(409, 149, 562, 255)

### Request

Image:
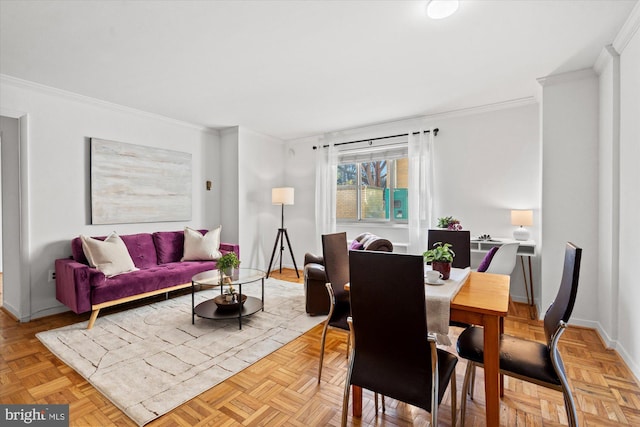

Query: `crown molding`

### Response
(0, 74, 217, 134)
(594, 45, 620, 76)
(292, 97, 537, 144)
(612, 0, 640, 54)
(536, 68, 597, 87)
(418, 97, 537, 122)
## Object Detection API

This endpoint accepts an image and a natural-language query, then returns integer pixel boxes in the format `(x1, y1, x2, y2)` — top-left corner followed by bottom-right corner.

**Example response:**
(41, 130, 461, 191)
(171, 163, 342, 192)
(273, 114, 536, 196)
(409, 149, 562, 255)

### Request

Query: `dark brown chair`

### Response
(317, 232, 351, 383)
(428, 229, 471, 269)
(456, 242, 582, 426)
(341, 250, 458, 426)
(304, 233, 393, 316)
(429, 229, 471, 329)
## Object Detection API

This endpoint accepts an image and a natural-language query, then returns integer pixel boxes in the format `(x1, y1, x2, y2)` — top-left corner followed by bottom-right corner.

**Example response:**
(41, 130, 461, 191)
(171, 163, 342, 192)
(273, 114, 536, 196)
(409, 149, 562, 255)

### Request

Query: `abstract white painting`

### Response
(91, 138, 192, 224)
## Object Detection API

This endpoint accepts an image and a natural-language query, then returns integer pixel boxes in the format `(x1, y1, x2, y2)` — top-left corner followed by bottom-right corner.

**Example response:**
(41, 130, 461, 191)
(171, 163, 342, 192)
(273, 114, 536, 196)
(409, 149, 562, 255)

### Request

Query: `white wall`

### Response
(286, 101, 541, 304)
(237, 127, 286, 272)
(0, 116, 14, 272)
(220, 127, 240, 244)
(595, 46, 620, 344)
(617, 11, 640, 379)
(0, 116, 20, 311)
(538, 70, 600, 326)
(0, 77, 220, 320)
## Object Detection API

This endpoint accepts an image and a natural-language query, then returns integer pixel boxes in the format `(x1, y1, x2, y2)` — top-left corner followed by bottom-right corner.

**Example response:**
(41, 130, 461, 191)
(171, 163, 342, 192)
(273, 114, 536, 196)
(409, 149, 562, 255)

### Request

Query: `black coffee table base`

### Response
(194, 296, 262, 329)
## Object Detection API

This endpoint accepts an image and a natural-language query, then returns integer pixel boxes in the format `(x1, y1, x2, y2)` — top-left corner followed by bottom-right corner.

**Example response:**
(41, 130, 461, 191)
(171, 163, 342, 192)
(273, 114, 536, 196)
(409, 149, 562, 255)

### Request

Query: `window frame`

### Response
(336, 157, 407, 225)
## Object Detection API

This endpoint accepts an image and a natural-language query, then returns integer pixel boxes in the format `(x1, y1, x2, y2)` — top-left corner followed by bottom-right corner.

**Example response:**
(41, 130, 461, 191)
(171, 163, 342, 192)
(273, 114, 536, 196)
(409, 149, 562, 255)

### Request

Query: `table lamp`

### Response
(511, 210, 533, 241)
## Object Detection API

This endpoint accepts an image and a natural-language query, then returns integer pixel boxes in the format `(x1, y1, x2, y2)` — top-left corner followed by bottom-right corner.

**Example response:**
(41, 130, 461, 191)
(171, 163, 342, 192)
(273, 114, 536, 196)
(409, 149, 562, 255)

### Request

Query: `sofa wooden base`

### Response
(87, 282, 194, 329)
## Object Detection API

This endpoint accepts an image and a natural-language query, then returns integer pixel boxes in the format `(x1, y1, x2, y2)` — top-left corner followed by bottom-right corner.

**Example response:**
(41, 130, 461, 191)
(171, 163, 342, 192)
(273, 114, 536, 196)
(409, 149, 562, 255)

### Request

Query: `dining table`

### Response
(346, 270, 511, 427)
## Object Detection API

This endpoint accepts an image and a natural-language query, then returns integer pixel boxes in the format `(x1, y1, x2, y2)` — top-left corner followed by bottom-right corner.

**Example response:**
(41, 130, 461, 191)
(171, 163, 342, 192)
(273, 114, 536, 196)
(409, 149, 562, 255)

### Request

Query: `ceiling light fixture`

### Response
(426, 0, 459, 19)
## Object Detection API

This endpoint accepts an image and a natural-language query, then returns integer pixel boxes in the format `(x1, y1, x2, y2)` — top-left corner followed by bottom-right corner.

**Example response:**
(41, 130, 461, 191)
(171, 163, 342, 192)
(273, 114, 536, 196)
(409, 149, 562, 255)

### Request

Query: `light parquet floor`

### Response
(1, 268, 639, 426)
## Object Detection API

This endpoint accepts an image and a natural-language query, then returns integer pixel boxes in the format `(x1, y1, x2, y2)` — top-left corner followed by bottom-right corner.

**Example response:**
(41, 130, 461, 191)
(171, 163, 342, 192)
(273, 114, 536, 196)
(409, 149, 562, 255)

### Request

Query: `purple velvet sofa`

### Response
(55, 229, 240, 329)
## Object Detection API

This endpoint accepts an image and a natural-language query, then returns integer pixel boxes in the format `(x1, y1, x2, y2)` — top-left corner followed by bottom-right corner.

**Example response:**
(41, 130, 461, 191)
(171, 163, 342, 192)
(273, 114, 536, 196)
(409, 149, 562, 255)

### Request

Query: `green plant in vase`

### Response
(217, 252, 240, 284)
(423, 242, 455, 280)
(437, 216, 463, 231)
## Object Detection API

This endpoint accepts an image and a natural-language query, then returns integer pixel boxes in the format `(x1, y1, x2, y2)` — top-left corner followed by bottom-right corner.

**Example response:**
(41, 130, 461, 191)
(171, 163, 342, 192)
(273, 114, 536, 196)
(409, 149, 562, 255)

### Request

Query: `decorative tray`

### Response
(213, 294, 247, 312)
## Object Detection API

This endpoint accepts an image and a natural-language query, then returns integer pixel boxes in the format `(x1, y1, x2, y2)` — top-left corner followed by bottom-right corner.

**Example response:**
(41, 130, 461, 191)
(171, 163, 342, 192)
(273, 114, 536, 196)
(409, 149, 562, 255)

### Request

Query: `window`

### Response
(336, 137, 409, 223)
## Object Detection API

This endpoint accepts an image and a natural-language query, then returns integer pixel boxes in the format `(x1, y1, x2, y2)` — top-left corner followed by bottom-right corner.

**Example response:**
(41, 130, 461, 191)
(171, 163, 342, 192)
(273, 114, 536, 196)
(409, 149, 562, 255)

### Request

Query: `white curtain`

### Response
(315, 143, 337, 253)
(408, 129, 435, 255)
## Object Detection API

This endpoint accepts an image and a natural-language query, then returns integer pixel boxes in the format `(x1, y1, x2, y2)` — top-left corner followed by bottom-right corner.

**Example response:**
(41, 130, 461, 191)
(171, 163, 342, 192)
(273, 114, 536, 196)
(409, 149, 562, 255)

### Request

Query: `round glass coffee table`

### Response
(191, 268, 266, 329)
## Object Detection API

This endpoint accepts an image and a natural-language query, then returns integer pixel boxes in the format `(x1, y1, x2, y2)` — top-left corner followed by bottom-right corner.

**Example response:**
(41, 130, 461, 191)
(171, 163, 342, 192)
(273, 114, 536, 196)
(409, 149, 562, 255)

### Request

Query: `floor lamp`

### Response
(266, 187, 299, 278)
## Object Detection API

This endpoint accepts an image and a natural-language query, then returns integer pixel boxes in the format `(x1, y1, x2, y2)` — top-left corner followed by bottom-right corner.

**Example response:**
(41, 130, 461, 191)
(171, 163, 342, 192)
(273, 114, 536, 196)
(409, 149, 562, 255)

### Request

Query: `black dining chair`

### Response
(428, 229, 471, 269)
(429, 229, 471, 329)
(317, 232, 351, 384)
(456, 242, 582, 426)
(341, 250, 458, 426)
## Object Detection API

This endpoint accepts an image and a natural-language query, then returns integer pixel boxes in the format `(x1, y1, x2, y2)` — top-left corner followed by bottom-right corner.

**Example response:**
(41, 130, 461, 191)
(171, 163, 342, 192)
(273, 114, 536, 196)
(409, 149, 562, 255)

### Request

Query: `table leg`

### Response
(238, 283, 243, 330)
(352, 385, 362, 417)
(483, 315, 501, 426)
(528, 256, 535, 319)
(191, 281, 195, 324)
(500, 316, 504, 397)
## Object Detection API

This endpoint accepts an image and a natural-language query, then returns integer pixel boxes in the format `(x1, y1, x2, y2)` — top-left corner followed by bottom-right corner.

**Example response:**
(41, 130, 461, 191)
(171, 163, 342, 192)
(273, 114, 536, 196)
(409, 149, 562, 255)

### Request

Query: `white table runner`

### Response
(425, 267, 471, 344)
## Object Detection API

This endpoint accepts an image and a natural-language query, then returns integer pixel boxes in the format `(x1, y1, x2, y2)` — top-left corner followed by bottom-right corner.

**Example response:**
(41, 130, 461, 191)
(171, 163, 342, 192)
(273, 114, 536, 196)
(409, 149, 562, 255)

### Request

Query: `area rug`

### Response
(36, 278, 324, 426)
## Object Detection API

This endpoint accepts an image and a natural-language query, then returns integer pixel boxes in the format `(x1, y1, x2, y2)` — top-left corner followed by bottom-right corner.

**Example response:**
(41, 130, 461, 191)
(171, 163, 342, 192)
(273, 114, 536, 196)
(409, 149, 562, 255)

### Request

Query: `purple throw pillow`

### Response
(477, 246, 499, 272)
(349, 240, 364, 250)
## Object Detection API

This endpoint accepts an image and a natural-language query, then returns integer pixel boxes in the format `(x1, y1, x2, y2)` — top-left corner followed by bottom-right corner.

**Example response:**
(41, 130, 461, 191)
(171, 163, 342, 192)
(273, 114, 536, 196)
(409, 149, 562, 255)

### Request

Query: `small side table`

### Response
(191, 268, 266, 329)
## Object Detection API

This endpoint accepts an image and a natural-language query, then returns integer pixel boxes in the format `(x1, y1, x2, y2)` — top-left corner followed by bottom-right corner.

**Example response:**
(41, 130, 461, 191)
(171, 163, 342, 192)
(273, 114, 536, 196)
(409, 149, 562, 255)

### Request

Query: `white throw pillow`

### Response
(182, 226, 222, 261)
(80, 232, 139, 277)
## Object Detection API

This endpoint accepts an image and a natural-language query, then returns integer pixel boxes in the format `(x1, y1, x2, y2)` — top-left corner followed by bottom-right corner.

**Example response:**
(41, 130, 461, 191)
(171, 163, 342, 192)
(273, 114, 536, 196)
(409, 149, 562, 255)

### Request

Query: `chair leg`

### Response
(450, 366, 457, 427)
(460, 361, 474, 427)
(562, 390, 578, 427)
(373, 393, 386, 415)
(341, 349, 355, 427)
(469, 364, 476, 400)
(560, 379, 579, 427)
(317, 321, 329, 384)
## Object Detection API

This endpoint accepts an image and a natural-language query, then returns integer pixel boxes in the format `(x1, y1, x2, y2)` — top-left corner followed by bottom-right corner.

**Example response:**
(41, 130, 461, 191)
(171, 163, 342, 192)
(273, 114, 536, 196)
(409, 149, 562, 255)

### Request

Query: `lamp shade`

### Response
(272, 187, 294, 205)
(511, 210, 533, 226)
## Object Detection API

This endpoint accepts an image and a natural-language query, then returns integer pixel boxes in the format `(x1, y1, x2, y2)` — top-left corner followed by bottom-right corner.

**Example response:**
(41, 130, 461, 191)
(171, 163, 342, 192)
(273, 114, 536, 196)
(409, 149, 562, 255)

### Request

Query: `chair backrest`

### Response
(348, 250, 435, 412)
(322, 232, 350, 301)
(428, 229, 471, 268)
(484, 243, 520, 275)
(543, 242, 582, 346)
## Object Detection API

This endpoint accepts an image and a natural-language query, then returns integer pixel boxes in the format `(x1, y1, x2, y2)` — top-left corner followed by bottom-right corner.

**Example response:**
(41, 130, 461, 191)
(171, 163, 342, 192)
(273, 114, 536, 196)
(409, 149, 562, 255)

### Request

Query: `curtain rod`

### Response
(312, 128, 439, 150)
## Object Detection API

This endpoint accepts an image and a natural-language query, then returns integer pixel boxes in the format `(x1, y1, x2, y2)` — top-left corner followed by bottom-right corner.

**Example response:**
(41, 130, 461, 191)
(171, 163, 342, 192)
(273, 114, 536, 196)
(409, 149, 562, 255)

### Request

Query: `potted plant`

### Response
(437, 216, 463, 231)
(224, 285, 237, 302)
(217, 252, 240, 282)
(423, 242, 455, 280)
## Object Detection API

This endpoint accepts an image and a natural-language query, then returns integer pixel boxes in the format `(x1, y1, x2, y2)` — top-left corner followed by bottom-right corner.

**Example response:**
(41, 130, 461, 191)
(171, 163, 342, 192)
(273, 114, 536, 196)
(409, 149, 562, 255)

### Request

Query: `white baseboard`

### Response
(571, 316, 640, 384)
(614, 341, 640, 385)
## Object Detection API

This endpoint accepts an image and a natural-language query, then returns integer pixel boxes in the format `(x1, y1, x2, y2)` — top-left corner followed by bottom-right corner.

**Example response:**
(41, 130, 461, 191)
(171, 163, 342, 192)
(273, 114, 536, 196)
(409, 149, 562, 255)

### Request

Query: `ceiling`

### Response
(0, 0, 636, 140)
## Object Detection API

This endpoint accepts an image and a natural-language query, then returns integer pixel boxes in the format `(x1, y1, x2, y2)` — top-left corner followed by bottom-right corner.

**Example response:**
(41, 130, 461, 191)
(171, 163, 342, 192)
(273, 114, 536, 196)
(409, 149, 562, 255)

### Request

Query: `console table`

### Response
(471, 237, 536, 318)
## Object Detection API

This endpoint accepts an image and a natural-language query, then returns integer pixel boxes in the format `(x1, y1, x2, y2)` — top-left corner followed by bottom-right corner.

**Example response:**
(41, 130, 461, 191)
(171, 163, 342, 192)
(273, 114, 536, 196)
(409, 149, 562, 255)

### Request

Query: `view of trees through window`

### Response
(337, 158, 408, 222)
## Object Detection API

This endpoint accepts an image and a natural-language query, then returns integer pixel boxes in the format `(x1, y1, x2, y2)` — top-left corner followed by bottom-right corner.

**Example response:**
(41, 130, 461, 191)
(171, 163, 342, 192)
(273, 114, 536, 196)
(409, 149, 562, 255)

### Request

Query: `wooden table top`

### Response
(451, 271, 510, 316)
